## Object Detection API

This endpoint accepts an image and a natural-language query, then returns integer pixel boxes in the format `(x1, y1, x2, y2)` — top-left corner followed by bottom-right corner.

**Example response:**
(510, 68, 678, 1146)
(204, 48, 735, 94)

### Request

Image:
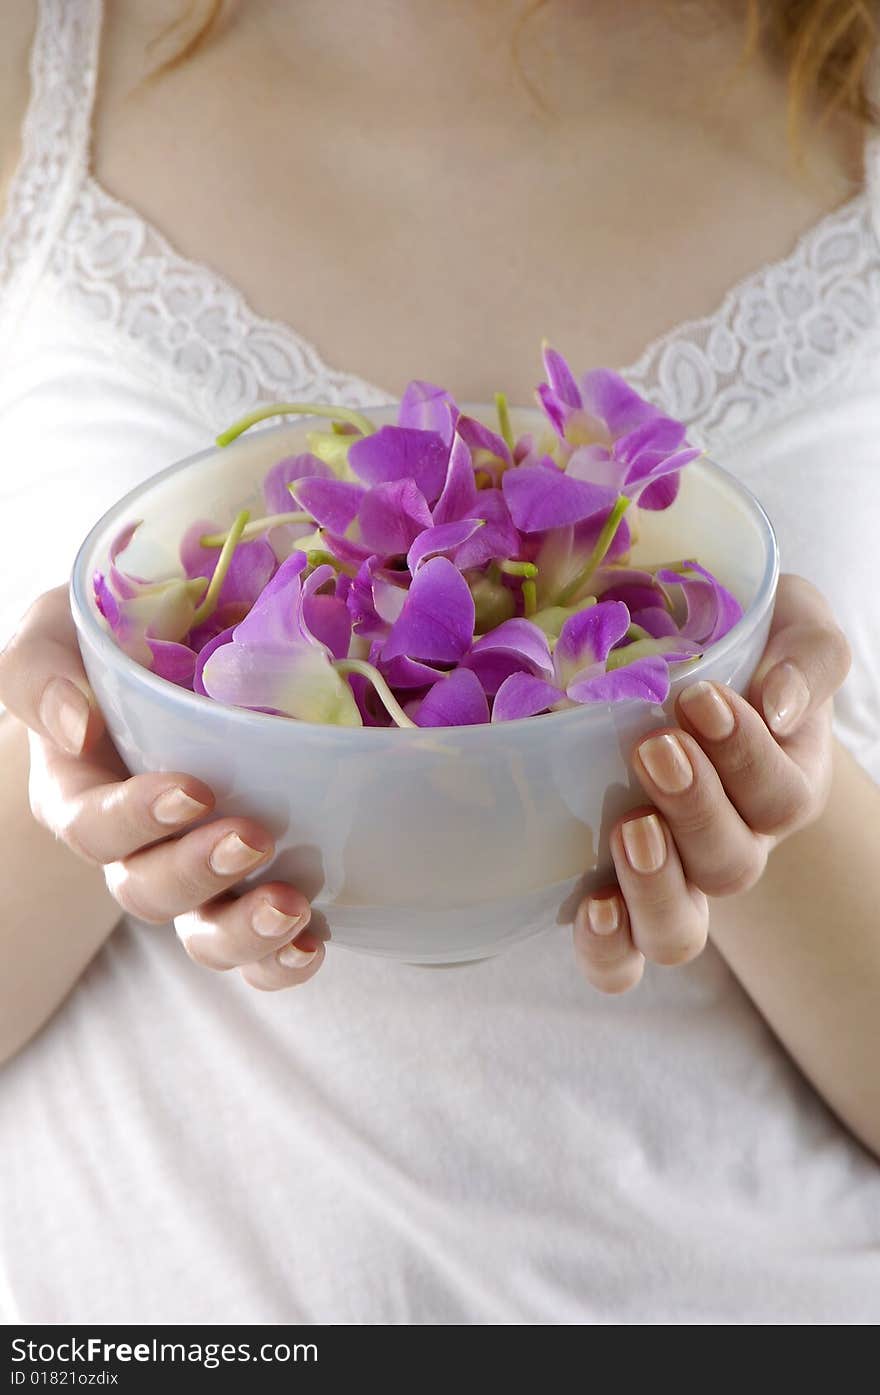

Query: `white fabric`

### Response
(0, 0, 879, 1325)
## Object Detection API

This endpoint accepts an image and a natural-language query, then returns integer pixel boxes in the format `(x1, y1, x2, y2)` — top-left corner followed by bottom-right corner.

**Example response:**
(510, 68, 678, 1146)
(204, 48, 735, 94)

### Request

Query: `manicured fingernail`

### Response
(762, 661, 809, 736)
(39, 677, 90, 754)
(622, 814, 666, 874)
(253, 903, 308, 940)
(209, 832, 266, 876)
(587, 896, 619, 936)
(152, 787, 209, 826)
(638, 733, 693, 794)
(277, 941, 318, 969)
(679, 681, 735, 740)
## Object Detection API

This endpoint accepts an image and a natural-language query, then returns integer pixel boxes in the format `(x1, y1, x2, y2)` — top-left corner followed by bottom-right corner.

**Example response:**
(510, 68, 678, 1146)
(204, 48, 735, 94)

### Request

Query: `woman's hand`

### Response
(574, 574, 852, 994)
(0, 587, 323, 992)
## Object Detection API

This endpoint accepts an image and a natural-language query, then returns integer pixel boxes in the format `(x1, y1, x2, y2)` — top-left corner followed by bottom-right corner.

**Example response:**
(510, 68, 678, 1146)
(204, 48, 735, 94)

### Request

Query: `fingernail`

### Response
(253, 903, 308, 940)
(762, 661, 809, 736)
(638, 732, 693, 794)
(622, 814, 666, 874)
(209, 832, 267, 876)
(679, 681, 735, 740)
(587, 896, 620, 936)
(39, 677, 90, 755)
(152, 787, 209, 826)
(277, 941, 318, 969)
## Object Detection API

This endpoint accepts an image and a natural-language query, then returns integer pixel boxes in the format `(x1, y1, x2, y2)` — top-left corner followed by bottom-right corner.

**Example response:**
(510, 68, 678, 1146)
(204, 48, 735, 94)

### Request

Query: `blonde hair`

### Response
(153, 0, 878, 147)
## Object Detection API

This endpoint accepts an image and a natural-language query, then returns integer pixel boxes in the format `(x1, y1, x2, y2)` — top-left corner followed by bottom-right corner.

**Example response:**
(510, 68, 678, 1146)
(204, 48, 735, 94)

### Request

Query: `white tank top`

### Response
(1, 0, 879, 1324)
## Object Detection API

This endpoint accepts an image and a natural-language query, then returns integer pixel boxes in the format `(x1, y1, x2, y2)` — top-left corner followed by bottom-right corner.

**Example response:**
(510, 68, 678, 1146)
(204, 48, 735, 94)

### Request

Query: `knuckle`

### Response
(104, 864, 165, 924)
(644, 925, 707, 966)
(700, 846, 767, 898)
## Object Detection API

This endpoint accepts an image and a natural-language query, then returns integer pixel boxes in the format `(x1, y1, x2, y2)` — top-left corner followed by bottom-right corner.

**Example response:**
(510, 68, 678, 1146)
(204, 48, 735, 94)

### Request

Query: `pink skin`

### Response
(3, 588, 321, 992)
(1, 578, 850, 995)
(574, 574, 851, 994)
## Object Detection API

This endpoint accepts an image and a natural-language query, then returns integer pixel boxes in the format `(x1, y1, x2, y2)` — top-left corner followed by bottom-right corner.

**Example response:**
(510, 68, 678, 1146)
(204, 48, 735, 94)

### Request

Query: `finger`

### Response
(610, 811, 710, 963)
(29, 731, 214, 862)
(239, 931, 325, 992)
(573, 889, 644, 994)
(175, 881, 312, 970)
(632, 728, 769, 895)
(673, 685, 818, 836)
(747, 574, 851, 737)
(0, 587, 104, 754)
(104, 819, 275, 924)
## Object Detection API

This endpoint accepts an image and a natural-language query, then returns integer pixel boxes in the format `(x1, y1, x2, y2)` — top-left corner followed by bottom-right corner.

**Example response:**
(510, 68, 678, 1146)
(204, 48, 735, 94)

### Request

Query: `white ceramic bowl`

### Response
(70, 405, 778, 964)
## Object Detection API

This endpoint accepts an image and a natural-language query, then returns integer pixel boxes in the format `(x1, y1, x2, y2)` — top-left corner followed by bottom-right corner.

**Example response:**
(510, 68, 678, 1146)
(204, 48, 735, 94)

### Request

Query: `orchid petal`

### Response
(415, 668, 490, 727)
(579, 369, 662, 437)
(555, 600, 630, 685)
(397, 380, 459, 444)
(433, 433, 478, 524)
(629, 605, 679, 638)
(454, 490, 521, 570)
(202, 642, 362, 724)
(502, 462, 616, 533)
(264, 452, 330, 514)
(565, 444, 623, 492)
(288, 477, 365, 534)
(455, 415, 512, 470)
(348, 425, 449, 505)
(567, 655, 670, 705)
(180, 520, 276, 608)
(492, 673, 563, 723)
(232, 552, 309, 649)
(407, 518, 484, 573)
(383, 556, 475, 663)
(302, 566, 352, 660)
(657, 562, 743, 646)
(146, 638, 197, 688)
(358, 478, 433, 555)
(193, 625, 236, 697)
(637, 474, 682, 511)
(542, 345, 582, 408)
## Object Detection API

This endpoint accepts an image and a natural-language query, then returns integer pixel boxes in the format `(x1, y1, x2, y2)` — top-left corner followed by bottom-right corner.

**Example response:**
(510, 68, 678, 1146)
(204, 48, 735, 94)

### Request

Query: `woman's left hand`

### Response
(574, 573, 852, 993)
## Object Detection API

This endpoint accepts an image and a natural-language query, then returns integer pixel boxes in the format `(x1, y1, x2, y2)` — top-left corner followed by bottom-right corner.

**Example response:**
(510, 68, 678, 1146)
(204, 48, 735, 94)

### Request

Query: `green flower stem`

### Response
(522, 579, 537, 617)
(191, 509, 250, 626)
(216, 402, 376, 448)
(334, 659, 417, 729)
(495, 392, 515, 453)
(557, 496, 631, 606)
(499, 559, 538, 579)
(199, 511, 313, 547)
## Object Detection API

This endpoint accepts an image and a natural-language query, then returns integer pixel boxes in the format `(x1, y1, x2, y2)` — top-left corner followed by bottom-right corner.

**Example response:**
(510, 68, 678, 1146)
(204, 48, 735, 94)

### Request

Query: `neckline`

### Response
(3, 0, 879, 442)
(79, 166, 875, 435)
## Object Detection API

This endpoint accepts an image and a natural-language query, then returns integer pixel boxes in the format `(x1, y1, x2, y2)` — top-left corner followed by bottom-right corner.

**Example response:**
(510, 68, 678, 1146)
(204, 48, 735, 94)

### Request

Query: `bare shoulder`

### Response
(0, 0, 37, 216)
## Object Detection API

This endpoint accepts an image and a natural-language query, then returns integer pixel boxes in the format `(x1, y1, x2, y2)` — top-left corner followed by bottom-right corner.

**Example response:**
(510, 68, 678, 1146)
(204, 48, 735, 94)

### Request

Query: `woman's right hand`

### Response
(0, 587, 323, 991)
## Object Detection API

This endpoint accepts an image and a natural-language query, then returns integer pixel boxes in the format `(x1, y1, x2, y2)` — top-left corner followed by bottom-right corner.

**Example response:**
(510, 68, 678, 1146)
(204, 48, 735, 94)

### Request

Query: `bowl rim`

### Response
(70, 409, 780, 741)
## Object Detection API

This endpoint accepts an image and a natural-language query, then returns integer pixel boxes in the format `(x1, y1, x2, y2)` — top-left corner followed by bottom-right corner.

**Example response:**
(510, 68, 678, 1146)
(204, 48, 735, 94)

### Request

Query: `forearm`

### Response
(0, 715, 121, 1063)
(709, 739, 880, 1157)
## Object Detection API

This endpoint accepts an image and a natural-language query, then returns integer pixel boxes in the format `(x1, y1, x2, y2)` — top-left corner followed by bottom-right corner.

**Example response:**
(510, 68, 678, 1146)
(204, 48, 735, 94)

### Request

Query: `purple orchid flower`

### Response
(397, 380, 460, 445)
(180, 518, 276, 652)
(656, 561, 743, 647)
(413, 667, 490, 727)
(93, 522, 203, 679)
(200, 553, 361, 724)
(537, 347, 701, 510)
(492, 601, 671, 722)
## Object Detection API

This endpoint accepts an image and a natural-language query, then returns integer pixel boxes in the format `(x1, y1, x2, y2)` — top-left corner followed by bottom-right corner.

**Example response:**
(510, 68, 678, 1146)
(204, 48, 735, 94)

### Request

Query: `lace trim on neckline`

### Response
(619, 189, 880, 447)
(0, 0, 100, 338)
